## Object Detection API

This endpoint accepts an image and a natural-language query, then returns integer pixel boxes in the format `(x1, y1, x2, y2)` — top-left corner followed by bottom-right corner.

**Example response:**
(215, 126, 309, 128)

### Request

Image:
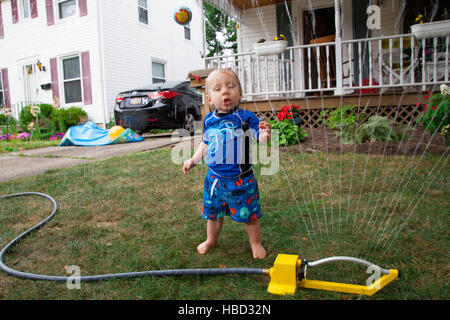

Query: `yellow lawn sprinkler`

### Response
(265, 253, 399, 296)
(1, 193, 399, 297)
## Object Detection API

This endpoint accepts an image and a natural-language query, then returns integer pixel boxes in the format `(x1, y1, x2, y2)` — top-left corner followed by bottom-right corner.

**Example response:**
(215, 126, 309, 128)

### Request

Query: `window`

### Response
(184, 23, 191, 40)
(21, 0, 31, 20)
(62, 56, 82, 103)
(58, 0, 77, 20)
(138, 0, 148, 25)
(152, 61, 166, 83)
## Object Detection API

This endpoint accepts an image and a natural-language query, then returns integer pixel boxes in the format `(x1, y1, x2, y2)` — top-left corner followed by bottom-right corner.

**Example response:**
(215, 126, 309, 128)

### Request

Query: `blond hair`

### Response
(205, 68, 243, 98)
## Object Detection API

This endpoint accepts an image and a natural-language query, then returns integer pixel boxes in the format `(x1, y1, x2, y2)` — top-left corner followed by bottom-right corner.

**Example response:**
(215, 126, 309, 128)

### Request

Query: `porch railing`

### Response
(205, 33, 450, 100)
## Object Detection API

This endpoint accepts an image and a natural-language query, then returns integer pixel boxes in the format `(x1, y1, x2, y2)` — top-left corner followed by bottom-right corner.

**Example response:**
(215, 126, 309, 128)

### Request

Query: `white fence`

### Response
(205, 33, 450, 99)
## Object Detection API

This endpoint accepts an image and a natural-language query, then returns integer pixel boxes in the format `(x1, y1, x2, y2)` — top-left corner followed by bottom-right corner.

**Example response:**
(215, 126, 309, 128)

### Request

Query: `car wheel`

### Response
(183, 111, 195, 136)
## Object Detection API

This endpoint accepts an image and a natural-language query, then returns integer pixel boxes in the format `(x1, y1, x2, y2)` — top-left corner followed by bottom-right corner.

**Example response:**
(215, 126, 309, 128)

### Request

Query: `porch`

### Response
(203, 32, 449, 99)
(196, 0, 449, 126)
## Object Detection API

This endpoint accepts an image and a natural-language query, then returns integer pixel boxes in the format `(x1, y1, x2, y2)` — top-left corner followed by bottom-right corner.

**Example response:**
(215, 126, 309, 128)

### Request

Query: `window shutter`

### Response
(46, 0, 54, 26)
(81, 51, 92, 105)
(30, 0, 38, 19)
(1, 68, 11, 108)
(50, 58, 60, 101)
(11, 0, 18, 24)
(79, 0, 88, 17)
(0, 2, 4, 39)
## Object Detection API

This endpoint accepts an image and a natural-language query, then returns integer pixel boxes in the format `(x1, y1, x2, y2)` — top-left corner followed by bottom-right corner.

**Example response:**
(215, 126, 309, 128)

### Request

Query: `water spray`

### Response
(0, 192, 399, 296)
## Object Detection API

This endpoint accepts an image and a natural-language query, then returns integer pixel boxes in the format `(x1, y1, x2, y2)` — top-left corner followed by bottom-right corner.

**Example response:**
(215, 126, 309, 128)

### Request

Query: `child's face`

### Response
(207, 72, 242, 113)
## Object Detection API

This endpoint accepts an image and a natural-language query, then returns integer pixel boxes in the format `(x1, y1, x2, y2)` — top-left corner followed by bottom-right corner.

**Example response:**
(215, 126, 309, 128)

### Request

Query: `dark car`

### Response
(114, 81, 202, 135)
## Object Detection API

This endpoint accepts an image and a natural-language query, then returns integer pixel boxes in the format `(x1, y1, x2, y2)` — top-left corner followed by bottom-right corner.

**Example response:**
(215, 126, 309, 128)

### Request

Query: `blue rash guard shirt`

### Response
(202, 107, 260, 179)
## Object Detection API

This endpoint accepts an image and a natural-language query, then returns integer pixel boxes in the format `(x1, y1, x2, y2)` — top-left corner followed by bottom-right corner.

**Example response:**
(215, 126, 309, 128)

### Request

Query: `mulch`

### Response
(287, 127, 448, 157)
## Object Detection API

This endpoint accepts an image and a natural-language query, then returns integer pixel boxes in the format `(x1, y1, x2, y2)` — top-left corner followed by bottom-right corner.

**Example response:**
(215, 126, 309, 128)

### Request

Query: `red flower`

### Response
(432, 105, 438, 110)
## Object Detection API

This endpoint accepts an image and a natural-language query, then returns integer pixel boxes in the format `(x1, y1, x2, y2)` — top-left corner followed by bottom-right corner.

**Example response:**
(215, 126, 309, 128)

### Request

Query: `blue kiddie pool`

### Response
(58, 122, 143, 146)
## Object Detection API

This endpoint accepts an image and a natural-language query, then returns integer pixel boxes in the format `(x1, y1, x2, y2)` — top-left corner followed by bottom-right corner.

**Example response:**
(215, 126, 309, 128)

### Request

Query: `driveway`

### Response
(0, 133, 201, 182)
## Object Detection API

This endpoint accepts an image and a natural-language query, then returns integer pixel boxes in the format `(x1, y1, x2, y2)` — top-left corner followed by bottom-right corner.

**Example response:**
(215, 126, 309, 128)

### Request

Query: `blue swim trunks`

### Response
(202, 171, 262, 223)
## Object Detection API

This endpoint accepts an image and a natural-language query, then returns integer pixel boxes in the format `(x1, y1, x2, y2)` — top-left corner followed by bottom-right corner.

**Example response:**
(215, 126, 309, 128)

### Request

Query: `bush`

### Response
(18, 104, 88, 139)
(319, 105, 357, 129)
(335, 115, 404, 144)
(19, 105, 35, 129)
(0, 114, 16, 126)
(39, 104, 53, 118)
(268, 119, 308, 146)
(50, 106, 88, 132)
(416, 86, 449, 145)
(320, 106, 409, 144)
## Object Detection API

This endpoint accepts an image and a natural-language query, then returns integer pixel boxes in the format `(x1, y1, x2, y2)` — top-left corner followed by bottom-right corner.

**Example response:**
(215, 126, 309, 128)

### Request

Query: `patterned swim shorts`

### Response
(202, 171, 262, 223)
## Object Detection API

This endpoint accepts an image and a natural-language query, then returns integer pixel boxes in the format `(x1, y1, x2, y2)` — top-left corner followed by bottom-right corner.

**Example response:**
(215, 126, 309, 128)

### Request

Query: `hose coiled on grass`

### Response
(0, 192, 265, 283)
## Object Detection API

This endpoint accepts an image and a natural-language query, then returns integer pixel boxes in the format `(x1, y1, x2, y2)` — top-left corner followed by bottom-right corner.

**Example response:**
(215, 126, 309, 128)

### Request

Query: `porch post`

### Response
(334, 0, 344, 95)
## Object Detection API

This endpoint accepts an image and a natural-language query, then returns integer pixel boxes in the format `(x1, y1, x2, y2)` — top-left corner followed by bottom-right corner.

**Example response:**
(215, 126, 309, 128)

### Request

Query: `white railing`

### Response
(7, 101, 43, 120)
(205, 33, 450, 99)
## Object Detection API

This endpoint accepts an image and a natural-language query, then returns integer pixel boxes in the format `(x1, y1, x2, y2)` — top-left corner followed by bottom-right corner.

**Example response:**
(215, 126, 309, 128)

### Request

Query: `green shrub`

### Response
(19, 104, 88, 136)
(319, 105, 408, 144)
(335, 115, 404, 144)
(268, 119, 308, 146)
(39, 104, 53, 118)
(19, 105, 35, 129)
(415, 89, 449, 145)
(0, 114, 16, 126)
(319, 105, 357, 129)
(36, 116, 57, 140)
(50, 106, 88, 132)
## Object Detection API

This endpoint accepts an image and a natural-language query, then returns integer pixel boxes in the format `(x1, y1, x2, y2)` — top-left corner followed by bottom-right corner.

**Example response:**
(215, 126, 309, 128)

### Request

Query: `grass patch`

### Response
(1, 140, 60, 154)
(0, 147, 448, 299)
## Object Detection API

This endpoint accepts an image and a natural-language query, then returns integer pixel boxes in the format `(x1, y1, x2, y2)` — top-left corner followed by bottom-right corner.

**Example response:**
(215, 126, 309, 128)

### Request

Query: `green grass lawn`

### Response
(0, 146, 448, 300)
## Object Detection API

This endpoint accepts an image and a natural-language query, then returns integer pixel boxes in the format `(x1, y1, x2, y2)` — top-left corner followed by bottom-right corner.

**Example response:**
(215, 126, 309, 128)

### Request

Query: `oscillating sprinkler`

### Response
(265, 254, 399, 296)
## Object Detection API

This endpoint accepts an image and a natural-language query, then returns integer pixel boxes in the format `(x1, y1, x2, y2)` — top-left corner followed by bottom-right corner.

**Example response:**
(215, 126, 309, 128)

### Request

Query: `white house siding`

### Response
(100, 0, 204, 123)
(239, 5, 277, 54)
(0, 0, 204, 126)
(0, 0, 102, 122)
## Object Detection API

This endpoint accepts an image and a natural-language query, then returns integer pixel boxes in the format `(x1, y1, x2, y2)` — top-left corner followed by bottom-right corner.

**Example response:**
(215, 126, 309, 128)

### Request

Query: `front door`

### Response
(352, 0, 371, 85)
(23, 63, 38, 103)
(276, 3, 293, 94)
(303, 6, 335, 93)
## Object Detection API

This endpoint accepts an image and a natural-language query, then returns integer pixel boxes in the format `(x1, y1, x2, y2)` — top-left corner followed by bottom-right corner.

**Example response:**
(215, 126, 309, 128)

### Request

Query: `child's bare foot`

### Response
(250, 243, 266, 259)
(197, 240, 216, 255)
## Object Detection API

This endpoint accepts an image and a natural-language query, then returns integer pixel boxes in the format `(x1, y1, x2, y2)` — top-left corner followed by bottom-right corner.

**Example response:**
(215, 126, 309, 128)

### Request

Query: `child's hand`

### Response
(259, 121, 271, 142)
(183, 158, 196, 174)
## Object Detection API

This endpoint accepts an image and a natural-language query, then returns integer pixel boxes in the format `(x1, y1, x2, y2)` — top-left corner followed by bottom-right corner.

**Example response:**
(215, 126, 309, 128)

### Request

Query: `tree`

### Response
(203, 2, 237, 57)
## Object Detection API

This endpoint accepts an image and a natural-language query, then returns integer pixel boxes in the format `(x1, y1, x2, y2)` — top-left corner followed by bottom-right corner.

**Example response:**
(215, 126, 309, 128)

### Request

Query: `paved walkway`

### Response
(0, 134, 201, 182)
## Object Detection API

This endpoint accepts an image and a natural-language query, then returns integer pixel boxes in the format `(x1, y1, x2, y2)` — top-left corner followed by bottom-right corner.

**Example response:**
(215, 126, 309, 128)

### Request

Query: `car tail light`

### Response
(148, 90, 181, 100)
(115, 95, 125, 103)
(147, 118, 158, 122)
